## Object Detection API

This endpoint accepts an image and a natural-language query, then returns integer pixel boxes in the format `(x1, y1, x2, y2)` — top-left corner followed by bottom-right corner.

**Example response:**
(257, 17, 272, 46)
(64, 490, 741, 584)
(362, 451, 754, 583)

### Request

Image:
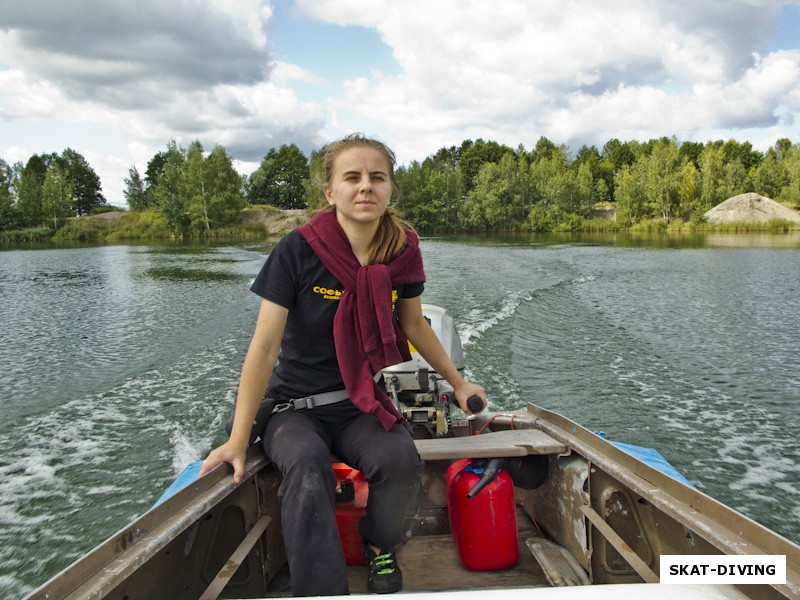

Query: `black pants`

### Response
(261, 401, 424, 596)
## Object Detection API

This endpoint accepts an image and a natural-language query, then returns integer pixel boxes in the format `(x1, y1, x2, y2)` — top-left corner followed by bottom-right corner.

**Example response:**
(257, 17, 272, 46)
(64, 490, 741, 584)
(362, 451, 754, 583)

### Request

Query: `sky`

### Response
(1, 0, 799, 206)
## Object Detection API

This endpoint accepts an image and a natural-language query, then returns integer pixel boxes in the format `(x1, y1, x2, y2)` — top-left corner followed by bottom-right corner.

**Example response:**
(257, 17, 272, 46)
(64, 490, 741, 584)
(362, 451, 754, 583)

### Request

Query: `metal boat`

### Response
(25, 306, 800, 600)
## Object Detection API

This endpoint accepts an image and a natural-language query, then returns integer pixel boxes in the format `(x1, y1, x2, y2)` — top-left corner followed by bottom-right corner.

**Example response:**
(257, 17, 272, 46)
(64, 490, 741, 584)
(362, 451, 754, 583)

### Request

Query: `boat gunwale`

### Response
(474, 404, 800, 599)
(24, 448, 270, 600)
(24, 405, 800, 600)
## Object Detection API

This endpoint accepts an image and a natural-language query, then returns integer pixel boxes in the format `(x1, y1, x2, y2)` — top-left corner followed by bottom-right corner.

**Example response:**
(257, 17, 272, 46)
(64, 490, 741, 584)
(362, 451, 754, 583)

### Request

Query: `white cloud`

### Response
(692, 51, 800, 128)
(300, 0, 797, 160)
(0, 1, 326, 151)
(0, 63, 67, 120)
(1, 0, 799, 204)
(1, 146, 33, 166)
(271, 61, 328, 87)
(0, 0, 330, 203)
(0, 1, 272, 93)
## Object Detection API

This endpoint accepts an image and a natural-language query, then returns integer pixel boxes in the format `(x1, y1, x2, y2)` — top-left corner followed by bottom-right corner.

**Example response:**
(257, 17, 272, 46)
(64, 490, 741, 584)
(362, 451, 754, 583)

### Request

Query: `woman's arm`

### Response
(200, 299, 288, 483)
(396, 296, 486, 413)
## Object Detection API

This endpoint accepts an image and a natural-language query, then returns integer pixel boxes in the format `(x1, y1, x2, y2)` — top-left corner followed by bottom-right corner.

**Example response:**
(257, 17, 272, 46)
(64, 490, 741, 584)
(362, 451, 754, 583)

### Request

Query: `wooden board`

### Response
(414, 429, 567, 461)
(347, 513, 551, 593)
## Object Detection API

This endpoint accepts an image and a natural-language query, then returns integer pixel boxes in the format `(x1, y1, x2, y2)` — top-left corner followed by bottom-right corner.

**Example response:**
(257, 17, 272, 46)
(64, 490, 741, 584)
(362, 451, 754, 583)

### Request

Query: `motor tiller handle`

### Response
(465, 395, 484, 413)
(438, 383, 485, 414)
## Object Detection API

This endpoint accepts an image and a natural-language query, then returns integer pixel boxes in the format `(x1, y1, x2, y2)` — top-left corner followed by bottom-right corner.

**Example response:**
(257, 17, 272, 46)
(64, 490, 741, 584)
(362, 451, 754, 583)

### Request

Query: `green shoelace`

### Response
(373, 553, 397, 575)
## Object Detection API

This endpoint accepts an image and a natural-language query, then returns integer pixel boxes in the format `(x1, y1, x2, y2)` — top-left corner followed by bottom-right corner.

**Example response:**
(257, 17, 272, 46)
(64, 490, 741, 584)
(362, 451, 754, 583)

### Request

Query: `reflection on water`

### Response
(438, 230, 800, 249)
(704, 232, 800, 247)
(145, 267, 250, 282)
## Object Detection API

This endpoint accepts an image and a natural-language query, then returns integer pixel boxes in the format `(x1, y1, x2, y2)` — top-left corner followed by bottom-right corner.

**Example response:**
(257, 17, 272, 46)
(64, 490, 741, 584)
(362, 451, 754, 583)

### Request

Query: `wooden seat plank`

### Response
(414, 429, 567, 460)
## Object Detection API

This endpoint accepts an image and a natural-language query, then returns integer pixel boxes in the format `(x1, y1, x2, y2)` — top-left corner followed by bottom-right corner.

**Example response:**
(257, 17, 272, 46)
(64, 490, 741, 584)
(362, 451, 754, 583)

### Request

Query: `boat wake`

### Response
(457, 289, 533, 347)
(0, 336, 243, 598)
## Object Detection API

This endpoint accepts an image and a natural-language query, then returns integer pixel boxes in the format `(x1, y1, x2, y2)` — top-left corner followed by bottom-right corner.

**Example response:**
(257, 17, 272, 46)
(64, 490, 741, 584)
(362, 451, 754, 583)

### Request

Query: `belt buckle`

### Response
(289, 396, 316, 410)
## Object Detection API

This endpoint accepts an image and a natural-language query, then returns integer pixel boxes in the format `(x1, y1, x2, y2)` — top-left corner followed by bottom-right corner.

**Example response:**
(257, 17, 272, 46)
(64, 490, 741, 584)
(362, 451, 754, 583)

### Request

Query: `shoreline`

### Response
(2, 205, 799, 247)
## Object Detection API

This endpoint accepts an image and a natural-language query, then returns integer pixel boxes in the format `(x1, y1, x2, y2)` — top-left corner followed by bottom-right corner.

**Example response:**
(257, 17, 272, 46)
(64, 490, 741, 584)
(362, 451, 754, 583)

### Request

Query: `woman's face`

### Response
(324, 147, 393, 228)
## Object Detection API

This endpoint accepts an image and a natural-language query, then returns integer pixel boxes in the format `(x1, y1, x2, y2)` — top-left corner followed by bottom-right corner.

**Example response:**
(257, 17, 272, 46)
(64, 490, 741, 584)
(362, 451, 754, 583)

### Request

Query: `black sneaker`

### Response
(362, 539, 403, 594)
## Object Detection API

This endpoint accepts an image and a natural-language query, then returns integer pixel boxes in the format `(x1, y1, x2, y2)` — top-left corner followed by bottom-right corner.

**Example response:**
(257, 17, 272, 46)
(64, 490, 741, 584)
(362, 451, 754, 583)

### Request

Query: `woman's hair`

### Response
(318, 133, 411, 265)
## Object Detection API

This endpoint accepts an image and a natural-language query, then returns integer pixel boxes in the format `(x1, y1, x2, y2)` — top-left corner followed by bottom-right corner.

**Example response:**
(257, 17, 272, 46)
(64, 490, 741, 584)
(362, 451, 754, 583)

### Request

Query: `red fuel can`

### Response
(333, 463, 368, 565)
(447, 459, 519, 571)
(446, 458, 471, 489)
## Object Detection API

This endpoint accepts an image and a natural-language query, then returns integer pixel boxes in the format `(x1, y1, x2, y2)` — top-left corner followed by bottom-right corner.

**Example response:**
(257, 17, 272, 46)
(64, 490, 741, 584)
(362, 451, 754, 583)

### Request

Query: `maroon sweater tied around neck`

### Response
(298, 211, 426, 430)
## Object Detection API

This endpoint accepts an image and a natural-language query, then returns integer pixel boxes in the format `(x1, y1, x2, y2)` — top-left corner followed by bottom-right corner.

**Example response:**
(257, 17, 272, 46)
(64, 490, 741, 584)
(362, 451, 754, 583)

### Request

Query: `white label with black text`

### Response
(660, 555, 786, 584)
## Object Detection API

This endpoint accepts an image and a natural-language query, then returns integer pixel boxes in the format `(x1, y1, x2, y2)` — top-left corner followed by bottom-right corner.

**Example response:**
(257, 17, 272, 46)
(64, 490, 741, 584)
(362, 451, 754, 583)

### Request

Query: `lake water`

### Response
(1, 233, 799, 597)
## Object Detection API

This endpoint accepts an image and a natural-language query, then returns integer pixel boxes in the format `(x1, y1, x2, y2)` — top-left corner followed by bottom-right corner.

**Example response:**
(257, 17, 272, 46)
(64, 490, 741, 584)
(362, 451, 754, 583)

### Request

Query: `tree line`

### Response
(123, 140, 246, 233)
(0, 149, 107, 232)
(226, 135, 800, 232)
(393, 136, 800, 231)
(3, 135, 799, 237)
(122, 140, 319, 235)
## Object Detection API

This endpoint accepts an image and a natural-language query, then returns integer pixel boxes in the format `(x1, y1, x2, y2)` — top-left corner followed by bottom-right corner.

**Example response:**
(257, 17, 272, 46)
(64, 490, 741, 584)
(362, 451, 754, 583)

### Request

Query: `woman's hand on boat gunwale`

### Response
(199, 440, 248, 484)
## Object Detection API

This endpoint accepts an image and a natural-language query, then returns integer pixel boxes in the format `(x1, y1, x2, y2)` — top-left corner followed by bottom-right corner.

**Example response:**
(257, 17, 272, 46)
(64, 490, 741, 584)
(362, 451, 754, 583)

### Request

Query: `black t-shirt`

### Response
(250, 230, 425, 401)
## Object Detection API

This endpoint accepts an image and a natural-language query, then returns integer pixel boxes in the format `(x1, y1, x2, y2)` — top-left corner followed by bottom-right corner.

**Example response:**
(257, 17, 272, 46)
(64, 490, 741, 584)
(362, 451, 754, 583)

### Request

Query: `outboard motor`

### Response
(381, 305, 470, 437)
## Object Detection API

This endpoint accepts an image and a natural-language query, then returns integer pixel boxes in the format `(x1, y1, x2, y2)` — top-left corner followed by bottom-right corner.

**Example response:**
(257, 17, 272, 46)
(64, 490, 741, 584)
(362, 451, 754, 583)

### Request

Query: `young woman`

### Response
(200, 134, 486, 596)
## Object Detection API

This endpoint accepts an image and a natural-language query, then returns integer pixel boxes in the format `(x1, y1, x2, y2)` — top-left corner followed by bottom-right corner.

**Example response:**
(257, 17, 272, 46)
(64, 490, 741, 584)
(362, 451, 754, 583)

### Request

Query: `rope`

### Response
(475, 413, 518, 435)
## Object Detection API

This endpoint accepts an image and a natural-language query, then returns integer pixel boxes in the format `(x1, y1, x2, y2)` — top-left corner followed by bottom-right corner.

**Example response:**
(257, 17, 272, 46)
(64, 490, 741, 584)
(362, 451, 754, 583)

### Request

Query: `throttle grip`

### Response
(466, 395, 484, 413)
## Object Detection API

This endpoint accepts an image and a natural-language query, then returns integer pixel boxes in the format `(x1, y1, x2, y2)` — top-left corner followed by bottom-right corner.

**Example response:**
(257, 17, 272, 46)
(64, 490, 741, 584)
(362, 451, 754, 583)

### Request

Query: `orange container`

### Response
(332, 463, 368, 565)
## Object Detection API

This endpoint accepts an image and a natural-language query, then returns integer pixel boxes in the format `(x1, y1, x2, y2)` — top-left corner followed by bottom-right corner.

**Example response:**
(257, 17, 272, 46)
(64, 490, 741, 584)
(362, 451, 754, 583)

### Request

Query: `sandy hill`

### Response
(242, 208, 310, 234)
(705, 193, 800, 224)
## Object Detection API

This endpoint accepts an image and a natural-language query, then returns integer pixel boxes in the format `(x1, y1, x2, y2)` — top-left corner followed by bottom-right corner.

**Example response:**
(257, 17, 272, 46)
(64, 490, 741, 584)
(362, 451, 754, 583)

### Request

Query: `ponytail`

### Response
(369, 208, 409, 265)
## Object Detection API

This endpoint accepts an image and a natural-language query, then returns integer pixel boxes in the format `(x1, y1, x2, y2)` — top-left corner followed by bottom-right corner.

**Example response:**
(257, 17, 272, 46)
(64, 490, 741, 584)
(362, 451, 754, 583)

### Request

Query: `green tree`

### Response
(460, 152, 531, 230)
(679, 141, 705, 168)
(183, 141, 210, 230)
(145, 143, 182, 208)
(614, 164, 647, 225)
(722, 158, 749, 200)
(721, 139, 761, 173)
(124, 167, 148, 211)
(778, 145, 800, 207)
(14, 154, 53, 227)
(573, 145, 601, 172)
(396, 157, 463, 231)
(677, 161, 700, 220)
(41, 164, 73, 229)
(191, 145, 246, 229)
(572, 145, 604, 203)
(699, 143, 726, 209)
(0, 159, 15, 230)
(600, 138, 636, 201)
(58, 148, 106, 215)
(774, 138, 793, 161)
(430, 144, 463, 168)
(530, 136, 564, 163)
(527, 150, 594, 230)
(458, 139, 513, 194)
(248, 144, 309, 209)
(141, 140, 246, 235)
(642, 138, 681, 220)
(751, 145, 788, 200)
(154, 145, 189, 233)
(145, 150, 171, 189)
(179, 142, 247, 231)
